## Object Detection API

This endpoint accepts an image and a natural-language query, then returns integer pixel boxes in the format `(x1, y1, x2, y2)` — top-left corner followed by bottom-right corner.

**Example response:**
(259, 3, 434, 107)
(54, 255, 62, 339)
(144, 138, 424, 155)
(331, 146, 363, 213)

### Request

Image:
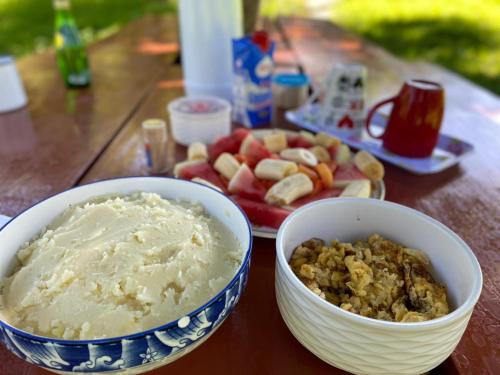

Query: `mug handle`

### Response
(365, 96, 397, 139)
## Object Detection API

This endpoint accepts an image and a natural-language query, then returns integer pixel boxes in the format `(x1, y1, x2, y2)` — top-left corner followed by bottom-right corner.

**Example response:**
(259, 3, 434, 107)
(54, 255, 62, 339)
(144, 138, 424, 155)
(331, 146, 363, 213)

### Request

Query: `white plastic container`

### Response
(167, 96, 231, 146)
(0, 56, 27, 113)
(178, 0, 243, 101)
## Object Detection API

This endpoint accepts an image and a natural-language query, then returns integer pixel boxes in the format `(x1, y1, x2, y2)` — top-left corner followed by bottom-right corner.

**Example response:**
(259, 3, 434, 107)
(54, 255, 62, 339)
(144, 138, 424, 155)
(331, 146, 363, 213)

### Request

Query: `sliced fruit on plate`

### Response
(299, 130, 317, 145)
(234, 197, 291, 229)
(334, 163, 369, 188)
(208, 128, 250, 160)
(316, 131, 341, 149)
(280, 148, 318, 167)
(335, 144, 352, 165)
(191, 177, 223, 192)
(265, 173, 313, 206)
(214, 152, 240, 180)
(228, 164, 267, 201)
(287, 135, 314, 148)
(339, 180, 371, 198)
(263, 131, 288, 152)
(297, 164, 319, 180)
(324, 160, 338, 174)
(178, 161, 225, 191)
(309, 145, 331, 162)
(254, 159, 298, 180)
(173, 159, 205, 177)
(259, 178, 277, 190)
(315, 162, 334, 189)
(239, 134, 273, 163)
(289, 187, 343, 208)
(353, 150, 385, 181)
(187, 142, 208, 161)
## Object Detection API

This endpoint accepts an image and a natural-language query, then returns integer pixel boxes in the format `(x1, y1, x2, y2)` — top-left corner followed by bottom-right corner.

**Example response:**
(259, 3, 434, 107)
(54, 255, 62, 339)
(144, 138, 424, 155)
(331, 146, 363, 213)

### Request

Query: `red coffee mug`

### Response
(365, 80, 445, 158)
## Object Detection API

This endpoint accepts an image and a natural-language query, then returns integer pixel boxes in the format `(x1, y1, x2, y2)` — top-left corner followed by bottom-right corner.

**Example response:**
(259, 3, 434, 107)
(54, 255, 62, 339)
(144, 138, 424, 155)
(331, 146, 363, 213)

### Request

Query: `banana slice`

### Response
(316, 132, 341, 148)
(280, 148, 318, 167)
(254, 159, 298, 180)
(339, 180, 371, 198)
(214, 152, 240, 180)
(265, 173, 313, 206)
(191, 177, 223, 192)
(309, 145, 331, 162)
(173, 159, 205, 177)
(187, 142, 208, 161)
(335, 144, 352, 165)
(263, 132, 288, 152)
(252, 129, 298, 140)
(299, 130, 317, 145)
(353, 150, 385, 181)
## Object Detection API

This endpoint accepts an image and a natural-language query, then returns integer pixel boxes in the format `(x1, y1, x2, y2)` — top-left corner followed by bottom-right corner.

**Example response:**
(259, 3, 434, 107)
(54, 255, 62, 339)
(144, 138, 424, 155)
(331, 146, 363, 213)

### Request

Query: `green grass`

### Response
(330, 0, 500, 95)
(3, 0, 499, 95)
(0, 0, 176, 57)
(260, 0, 307, 18)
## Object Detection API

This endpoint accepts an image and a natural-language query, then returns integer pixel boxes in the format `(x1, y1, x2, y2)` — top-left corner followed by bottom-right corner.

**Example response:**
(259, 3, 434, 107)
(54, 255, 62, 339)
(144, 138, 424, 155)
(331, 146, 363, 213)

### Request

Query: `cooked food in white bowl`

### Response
(0, 177, 252, 374)
(275, 198, 482, 375)
(289, 234, 450, 323)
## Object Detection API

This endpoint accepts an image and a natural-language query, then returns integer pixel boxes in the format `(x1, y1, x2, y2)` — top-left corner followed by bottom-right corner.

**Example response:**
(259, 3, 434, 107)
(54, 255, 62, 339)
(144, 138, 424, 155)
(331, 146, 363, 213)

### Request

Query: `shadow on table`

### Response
(384, 162, 464, 205)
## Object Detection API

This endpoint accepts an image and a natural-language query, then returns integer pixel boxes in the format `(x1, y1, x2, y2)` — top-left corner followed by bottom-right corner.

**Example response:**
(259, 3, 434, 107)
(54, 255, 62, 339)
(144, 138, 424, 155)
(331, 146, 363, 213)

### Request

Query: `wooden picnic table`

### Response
(0, 14, 499, 375)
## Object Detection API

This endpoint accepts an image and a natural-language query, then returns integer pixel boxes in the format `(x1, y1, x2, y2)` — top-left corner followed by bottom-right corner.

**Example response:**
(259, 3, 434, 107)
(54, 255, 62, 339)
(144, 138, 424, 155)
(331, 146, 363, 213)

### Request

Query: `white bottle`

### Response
(0, 56, 28, 113)
(179, 0, 243, 101)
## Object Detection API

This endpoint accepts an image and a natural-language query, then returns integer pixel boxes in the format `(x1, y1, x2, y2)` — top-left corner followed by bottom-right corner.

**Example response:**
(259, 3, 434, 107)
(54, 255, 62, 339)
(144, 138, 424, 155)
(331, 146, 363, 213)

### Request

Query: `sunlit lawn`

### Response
(2, 0, 499, 95)
(0, 0, 175, 57)
(330, 0, 500, 95)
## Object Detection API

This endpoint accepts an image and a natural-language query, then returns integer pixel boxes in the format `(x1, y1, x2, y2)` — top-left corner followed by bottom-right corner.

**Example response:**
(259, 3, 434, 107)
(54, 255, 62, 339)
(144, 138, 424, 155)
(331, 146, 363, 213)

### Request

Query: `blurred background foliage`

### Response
(1, 0, 498, 95)
(329, 0, 500, 96)
(0, 0, 175, 56)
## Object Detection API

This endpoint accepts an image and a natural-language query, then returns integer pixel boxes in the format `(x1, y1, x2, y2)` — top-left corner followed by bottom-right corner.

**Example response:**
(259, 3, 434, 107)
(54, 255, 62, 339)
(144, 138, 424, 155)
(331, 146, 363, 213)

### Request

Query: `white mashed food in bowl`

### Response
(0, 192, 243, 340)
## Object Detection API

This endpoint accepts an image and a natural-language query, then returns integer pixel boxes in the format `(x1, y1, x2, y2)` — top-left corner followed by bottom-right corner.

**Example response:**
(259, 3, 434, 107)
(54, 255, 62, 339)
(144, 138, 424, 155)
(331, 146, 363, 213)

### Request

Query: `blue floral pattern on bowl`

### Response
(0, 260, 250, 374)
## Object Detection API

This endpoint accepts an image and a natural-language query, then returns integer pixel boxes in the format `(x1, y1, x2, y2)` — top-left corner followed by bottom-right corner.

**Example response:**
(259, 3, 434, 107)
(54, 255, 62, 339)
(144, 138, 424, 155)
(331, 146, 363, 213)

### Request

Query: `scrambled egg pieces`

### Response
(289, 234, 449, 322)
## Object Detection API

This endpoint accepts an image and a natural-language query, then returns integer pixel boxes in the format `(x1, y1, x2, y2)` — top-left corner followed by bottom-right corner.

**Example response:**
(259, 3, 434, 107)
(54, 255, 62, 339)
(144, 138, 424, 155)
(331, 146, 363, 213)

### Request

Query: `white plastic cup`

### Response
(0, 56, 28, 113)
(178, 0, 243, 102)
(167, 96, 231, 146)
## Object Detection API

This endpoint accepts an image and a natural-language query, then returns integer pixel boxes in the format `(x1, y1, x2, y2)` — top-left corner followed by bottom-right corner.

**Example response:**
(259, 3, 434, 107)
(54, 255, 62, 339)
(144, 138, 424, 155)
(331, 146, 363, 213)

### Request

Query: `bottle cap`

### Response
(53, 0, 70, 9)
(142, 118, 167, 132)
(252, 31, 270, 53)
(273, 73, 309, 87)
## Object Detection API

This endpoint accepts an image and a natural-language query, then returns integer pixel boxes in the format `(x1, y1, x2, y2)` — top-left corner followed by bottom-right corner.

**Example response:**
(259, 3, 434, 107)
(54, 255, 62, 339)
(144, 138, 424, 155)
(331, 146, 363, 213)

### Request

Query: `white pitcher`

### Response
(179, 0, 243, 101)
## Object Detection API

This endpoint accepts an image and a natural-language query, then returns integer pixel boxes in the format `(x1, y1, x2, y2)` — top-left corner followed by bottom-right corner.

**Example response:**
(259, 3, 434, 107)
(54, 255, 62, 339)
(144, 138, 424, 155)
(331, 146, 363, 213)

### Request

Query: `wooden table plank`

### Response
(0, 15, 179, 217)
(278, 17, 500, 374)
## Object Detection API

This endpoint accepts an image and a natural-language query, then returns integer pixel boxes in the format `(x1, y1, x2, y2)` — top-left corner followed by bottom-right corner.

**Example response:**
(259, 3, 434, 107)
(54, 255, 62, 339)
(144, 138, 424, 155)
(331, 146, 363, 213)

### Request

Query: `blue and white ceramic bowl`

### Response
(0, 177, 253, 374)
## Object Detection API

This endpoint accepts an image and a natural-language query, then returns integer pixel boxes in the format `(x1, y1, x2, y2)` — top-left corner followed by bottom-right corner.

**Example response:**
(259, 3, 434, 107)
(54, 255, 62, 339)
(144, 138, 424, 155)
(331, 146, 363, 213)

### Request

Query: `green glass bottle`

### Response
(53, 0, 91, 87)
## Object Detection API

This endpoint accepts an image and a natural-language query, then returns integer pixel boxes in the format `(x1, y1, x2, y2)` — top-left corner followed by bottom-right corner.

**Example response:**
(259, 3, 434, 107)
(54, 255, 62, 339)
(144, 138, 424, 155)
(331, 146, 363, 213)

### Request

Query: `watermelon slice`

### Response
(287, 135, 314, 148)
(234, 197, 291, 229)
(290, 188, 343, 208)
(178, 162, 225, 191)
(208, 128, 250, 160)
(239, 134, 272, 163)
(228, 164, 267, 201)
(328, 145, 338, 160)
(334, 163, 369, 188)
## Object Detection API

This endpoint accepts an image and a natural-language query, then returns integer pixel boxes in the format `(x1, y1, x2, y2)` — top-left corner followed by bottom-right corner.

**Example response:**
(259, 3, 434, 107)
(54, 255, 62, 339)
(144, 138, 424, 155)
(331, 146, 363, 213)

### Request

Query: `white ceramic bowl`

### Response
(275, 198, 482, 375)
(0, 177, 252, 374)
